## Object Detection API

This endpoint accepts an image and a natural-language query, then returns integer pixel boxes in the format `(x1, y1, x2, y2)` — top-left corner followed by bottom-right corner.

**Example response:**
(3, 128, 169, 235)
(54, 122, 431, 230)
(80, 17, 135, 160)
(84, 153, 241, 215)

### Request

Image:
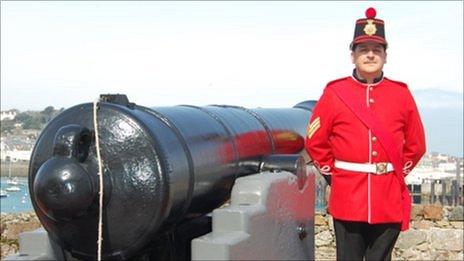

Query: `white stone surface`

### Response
(192, 171, 315, 260)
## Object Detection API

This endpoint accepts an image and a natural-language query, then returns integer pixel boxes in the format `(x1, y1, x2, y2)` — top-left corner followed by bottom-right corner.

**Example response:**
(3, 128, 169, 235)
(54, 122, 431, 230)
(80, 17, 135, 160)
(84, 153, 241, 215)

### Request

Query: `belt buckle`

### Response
(375, 163, 387, 174)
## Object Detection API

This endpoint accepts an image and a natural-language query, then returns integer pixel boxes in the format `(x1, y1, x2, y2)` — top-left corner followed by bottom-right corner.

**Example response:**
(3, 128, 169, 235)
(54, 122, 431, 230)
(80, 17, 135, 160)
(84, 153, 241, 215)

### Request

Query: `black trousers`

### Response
(333, 219, 401, 261)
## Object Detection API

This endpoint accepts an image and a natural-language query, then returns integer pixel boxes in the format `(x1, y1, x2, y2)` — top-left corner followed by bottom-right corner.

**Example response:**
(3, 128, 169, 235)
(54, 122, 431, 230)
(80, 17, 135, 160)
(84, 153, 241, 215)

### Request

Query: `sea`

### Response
(0, 175, 327, 214)
(0, 177, 34, 213)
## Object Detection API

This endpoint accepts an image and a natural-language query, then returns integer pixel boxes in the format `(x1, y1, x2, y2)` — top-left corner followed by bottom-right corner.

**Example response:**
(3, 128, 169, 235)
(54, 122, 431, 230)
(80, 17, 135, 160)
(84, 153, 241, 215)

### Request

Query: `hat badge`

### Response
(363, 20, 377, 36)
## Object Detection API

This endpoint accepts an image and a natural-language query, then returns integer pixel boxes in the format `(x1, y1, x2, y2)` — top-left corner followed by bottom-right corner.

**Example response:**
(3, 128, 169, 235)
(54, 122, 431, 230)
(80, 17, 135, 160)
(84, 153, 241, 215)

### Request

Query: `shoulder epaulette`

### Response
(326, 76, 350, 88)
(384, 77, 408, 88)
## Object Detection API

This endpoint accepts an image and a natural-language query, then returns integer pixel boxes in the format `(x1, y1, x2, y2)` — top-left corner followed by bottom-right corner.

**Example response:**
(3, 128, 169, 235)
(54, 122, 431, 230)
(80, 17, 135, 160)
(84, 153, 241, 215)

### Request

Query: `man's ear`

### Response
(351, 52, 355, 64)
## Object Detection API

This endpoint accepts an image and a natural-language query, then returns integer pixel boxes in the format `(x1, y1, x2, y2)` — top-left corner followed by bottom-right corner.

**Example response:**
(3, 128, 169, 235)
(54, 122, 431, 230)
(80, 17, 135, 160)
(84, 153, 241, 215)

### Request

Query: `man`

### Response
(305, 7, 426, 260)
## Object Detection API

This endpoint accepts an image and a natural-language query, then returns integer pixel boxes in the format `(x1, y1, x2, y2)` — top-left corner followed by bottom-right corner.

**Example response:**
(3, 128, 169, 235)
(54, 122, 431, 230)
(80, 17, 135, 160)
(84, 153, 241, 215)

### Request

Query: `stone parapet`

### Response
(1, 205, 463, 260)
(316, 204, 464, 260)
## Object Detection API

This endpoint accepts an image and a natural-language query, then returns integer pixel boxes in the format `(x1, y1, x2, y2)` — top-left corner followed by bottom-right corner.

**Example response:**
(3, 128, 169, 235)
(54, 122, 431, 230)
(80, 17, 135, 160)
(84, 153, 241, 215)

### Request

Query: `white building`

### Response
(0, 149, 32, 162)
(406, 168, 457, 185)
(438, 162, 457, 172)
(0, 140, 32, 162)
(0, 110, 17, 121)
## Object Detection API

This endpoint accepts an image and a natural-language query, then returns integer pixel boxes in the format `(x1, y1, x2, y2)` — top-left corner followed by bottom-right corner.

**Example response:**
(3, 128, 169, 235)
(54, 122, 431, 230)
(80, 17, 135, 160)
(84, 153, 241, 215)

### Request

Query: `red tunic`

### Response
(305, 76, 426, 224)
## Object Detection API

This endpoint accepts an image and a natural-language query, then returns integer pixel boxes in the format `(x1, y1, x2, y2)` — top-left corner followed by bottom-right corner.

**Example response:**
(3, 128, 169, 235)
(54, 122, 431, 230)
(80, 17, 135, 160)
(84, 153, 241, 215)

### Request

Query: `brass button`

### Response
(372, 136, 377, 142)
(372, 151, 378, 157)
(369, 98, 375, 103)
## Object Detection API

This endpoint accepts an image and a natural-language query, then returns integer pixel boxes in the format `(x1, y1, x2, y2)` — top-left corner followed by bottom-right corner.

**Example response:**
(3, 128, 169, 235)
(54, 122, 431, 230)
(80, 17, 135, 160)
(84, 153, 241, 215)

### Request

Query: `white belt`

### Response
(334, 160, 394, 175)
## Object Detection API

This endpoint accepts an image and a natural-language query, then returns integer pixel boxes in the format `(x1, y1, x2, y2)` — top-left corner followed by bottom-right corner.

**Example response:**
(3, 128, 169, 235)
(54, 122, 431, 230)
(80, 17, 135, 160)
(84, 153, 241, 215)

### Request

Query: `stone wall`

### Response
(0, 212, 41, 260)
(316, 205, 464, 260)
(1, 205, 463, 260)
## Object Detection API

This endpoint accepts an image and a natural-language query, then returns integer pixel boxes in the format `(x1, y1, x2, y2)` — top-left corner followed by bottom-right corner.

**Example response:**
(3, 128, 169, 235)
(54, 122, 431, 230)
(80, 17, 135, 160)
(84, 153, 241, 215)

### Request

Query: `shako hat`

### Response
(350, 7, 387, 50)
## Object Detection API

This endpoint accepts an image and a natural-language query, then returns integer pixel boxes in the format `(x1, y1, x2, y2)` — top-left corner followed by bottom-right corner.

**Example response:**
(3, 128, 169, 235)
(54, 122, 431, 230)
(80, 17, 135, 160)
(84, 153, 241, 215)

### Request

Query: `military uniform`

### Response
(305, 73, 426, 223)
(304, 7, 426, 260)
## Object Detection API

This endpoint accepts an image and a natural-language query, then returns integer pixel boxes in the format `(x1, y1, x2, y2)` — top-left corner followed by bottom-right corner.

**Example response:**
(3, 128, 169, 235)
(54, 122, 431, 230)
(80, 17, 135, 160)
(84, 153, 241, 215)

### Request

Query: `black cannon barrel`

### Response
(29, 95, 315, 260)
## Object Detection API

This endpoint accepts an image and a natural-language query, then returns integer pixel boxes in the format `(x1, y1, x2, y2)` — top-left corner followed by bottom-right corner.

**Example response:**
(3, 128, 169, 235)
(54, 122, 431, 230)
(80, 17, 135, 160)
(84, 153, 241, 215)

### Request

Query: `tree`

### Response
(14, 112, 33, 123)
(14, 112, 42, 130)
(42, 106, 55, 123)
(43, 106, 55, 115)
(0, 119, 16, 133)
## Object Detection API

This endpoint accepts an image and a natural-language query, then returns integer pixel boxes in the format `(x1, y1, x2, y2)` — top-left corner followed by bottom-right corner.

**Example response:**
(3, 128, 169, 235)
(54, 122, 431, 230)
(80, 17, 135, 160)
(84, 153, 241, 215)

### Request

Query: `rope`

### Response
(93, 99, 104, 261)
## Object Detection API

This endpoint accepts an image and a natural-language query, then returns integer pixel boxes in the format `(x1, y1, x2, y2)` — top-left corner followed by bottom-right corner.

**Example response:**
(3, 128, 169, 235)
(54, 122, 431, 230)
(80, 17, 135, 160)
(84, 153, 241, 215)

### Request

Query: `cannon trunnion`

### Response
(28, 95, 315, 260)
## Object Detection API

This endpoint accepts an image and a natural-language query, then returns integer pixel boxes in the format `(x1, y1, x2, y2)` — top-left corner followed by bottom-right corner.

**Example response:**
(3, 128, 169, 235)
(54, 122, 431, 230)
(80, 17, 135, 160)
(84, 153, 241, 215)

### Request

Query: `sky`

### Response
(1, 1, 462, 111)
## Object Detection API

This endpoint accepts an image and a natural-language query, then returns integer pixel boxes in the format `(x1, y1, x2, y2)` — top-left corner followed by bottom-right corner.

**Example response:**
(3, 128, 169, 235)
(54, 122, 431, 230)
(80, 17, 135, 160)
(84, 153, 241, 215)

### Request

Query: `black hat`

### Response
(350, 7, 387, 49)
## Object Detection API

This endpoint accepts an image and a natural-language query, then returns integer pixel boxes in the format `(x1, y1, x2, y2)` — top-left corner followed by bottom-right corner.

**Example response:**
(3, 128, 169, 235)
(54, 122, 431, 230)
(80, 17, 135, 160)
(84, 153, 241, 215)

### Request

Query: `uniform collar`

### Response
(351, 69, 384, 85)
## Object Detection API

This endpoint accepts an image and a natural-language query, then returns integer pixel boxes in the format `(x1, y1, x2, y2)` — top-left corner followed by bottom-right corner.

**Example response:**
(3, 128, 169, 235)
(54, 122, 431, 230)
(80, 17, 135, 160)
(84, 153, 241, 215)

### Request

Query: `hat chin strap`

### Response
(353, 69, 383, 84)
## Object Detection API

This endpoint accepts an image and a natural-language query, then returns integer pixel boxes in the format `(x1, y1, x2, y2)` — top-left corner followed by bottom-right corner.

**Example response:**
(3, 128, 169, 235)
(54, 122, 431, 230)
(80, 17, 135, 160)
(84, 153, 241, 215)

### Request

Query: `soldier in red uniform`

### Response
(305, 7, 426, 260)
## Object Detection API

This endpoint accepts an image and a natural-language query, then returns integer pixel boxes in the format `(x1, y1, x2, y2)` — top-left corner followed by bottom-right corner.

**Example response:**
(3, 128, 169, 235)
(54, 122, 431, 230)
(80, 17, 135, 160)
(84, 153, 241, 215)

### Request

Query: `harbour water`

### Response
(0, 177, 34, 213)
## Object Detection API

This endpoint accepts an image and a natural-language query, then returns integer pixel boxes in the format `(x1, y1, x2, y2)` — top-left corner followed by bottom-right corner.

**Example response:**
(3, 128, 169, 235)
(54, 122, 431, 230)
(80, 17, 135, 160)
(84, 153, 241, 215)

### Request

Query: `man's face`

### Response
(351, 42, 387, 76)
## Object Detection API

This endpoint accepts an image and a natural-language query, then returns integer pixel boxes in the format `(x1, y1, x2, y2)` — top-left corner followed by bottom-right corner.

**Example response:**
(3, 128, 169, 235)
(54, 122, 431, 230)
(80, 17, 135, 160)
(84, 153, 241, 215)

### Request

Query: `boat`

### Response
(7, 176, 20, 186)
(6, 186, 21, 192)
(6, 159, 22, 186)
(0, 189, 8, 197)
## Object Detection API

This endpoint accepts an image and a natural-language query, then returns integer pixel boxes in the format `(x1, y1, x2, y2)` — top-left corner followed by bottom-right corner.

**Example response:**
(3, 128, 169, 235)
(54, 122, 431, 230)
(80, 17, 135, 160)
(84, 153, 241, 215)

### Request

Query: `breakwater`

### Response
(0, 162, 29, 178)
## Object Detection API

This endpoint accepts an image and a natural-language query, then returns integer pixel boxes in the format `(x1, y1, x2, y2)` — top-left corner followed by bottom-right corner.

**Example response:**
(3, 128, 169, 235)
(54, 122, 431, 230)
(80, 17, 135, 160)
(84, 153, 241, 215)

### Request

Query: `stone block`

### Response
(415, 242, 429, 251)
(435, 251, 451, 260)
(444, 206, 452, 220)
(427, 250, 442, 260)
(403, 247, 422, 260)
(423, 204, 443, 221)
(315, 214, 327, 226)
(449, 206, 464, 221)
(396, 229, 427, 249)
(1, 244, 19, 259)
(391, 249, 401, 261)
(411, 204, 424, 221)
(418, 251, 436, 261)
(328, 216, 334, 231)
(315, 230, 333, 247)
(435, 220, 451, 228)
(1, 221, 42, 241)
(315, 246, 336, 260)
(411, 220, 434, 229)
(430, 228, 464, 251)
(315, 226, 325, 234)
(449, 251, 463, 261)
(450, 221, 464, 229)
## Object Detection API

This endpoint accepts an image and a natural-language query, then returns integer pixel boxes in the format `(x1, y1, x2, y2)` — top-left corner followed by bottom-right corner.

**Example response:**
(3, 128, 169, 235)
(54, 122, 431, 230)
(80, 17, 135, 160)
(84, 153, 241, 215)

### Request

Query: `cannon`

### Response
(18, 95, 316, 260)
